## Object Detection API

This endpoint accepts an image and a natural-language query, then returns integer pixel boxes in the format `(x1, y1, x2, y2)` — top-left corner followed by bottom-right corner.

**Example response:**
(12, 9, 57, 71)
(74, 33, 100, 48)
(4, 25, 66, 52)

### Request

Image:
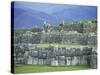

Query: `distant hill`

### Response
(12, 2, 97, 28)
(52, 6, 97, 22)
(13, 8, 59, 28)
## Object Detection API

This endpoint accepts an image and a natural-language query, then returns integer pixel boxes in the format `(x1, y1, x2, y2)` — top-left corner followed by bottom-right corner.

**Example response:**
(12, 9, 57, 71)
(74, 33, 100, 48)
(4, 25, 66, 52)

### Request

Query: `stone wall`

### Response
(13, 20, 97, 69)
(15, 32, 97, 45)
(14, 45, 97, 68)
(14, 20, 97, 45)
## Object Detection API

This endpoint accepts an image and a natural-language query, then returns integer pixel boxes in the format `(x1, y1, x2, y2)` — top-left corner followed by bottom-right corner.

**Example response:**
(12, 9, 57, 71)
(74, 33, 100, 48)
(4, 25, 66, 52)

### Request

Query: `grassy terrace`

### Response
(28, 44, 96, 48)
(14, 64, 91, 74)
(43, 31, 82, 35)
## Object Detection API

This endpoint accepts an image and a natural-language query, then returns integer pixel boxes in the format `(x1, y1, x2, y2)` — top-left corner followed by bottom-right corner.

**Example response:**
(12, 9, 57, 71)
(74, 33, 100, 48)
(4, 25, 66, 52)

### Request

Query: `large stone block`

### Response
(71, 56, 79, 65)
(38, 59, 44, 65)
(46, 58, 51, 64)
(90, 51, 97, 69)
(80, 55, 87, 65)
(66, 57, 72, 66)
(58, 56, 65, 66)
(32, 57, 38, 65)
(27, 56, 33, 64)
(51, 58, 58, 66)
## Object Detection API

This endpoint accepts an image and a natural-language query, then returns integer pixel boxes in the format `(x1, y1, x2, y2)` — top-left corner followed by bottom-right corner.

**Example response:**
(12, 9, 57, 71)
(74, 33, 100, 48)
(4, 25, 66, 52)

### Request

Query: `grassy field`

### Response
(14, 64, 91, 74)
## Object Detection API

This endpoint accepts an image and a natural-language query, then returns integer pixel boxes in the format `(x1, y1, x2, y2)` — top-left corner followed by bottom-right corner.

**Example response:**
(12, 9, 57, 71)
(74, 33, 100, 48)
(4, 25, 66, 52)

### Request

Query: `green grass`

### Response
(14, 64, 91, 74)
(28, 43, 95, 48)
(44, 31, 82, 34)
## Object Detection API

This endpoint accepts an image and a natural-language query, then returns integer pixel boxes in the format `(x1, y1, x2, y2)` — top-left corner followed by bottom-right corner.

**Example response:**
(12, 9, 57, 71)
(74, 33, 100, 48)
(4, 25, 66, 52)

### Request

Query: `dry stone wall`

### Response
(16, 32, 97, 45)
(14, 45, 97, 68)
